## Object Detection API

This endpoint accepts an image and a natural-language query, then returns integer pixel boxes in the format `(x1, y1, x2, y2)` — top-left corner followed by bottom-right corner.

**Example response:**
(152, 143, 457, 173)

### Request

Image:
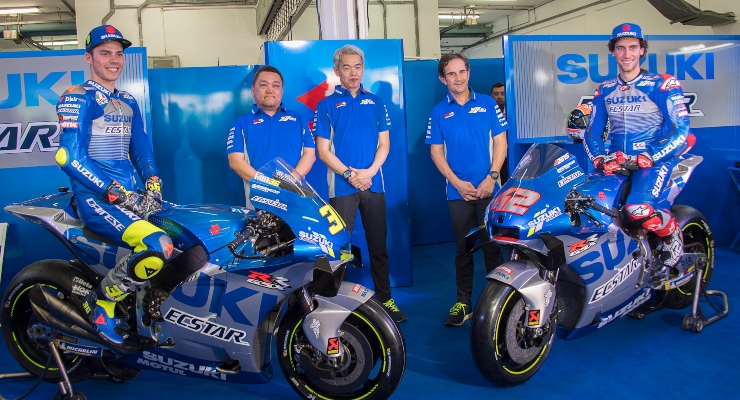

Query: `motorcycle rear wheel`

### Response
(662, 205, 715, 309)
(277, 298, 405, 400)
(471, 281, 555, 386)
(1, 260, 96, 382)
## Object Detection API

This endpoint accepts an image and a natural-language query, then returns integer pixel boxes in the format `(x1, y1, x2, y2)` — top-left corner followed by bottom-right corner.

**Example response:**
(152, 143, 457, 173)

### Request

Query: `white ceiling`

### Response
(0, 0, 539, 52)
(438, 0, 545, 26)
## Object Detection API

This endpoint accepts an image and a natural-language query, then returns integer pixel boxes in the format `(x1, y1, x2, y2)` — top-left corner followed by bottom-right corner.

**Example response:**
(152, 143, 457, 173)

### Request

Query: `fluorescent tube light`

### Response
(0, 8, 41, 15)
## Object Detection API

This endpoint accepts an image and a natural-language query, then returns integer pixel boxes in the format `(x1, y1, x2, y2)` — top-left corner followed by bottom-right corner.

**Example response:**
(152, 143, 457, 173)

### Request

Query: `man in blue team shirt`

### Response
(227, 66, 316, 204)
(585, 23, 690, 267)
(427, 53, 508, 327)
(314, 44, 406, 323)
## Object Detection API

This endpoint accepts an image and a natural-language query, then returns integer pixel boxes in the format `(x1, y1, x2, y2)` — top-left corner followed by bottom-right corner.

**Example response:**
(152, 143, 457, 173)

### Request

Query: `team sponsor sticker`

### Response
(246, 270, 291, 291)
(527, 310, 540, 326)
(568, 234, 599, 257)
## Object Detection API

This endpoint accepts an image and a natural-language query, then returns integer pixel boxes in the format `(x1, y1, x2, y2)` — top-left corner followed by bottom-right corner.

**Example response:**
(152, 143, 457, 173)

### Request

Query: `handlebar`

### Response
(228, 226, 256, 256)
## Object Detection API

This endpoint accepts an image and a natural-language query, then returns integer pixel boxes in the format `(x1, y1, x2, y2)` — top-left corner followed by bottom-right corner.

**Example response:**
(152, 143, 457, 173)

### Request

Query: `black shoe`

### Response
(382, 299, 407, 323)
(444, 302, 471, 326)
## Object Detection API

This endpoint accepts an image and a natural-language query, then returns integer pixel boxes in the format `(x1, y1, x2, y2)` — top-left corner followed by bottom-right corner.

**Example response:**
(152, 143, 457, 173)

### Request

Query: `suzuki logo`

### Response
(1, 71, 86, 109)
(557, 52, 715, 84)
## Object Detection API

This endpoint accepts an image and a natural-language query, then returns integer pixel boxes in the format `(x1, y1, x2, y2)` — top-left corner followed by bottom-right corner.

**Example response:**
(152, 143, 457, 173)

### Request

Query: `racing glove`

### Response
(594, 152, 630, 175)
(144, 176, 163, 213)
(104, 181, 156, 219)
(635, 152, 654, 169)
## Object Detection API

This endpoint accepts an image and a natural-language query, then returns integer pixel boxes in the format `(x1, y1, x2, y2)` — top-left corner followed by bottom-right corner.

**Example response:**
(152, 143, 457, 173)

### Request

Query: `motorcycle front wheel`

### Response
(470, 281, 555, 387)
(277, 298, 405, 400)
(1, 260, 96, 382)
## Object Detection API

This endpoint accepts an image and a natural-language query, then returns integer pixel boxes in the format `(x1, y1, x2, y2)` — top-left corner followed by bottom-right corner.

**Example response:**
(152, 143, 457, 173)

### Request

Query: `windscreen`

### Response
(253, 158, 318, 198)
(510, 144, 575, 180)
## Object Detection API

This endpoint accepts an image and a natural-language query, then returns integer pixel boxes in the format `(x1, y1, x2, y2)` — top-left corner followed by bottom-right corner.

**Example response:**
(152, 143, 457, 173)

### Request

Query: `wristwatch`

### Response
(489, 171, 500, 180)
(343, 168, 352, 181)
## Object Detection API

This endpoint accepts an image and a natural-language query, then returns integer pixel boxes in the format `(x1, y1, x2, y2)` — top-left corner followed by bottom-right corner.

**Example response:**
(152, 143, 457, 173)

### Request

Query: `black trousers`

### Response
(448, 198, 504, 306)
(330, 191, 392, 302)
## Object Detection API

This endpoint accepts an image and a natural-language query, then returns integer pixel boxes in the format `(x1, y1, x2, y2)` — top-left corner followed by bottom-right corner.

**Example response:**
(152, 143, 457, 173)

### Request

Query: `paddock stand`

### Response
(682, 256, 730, 333)
(0, 340, 85, 400)
(48, 340, 87, 400)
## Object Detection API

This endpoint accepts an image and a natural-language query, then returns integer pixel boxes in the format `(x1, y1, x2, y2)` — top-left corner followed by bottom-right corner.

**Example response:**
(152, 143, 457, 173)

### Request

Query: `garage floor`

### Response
(1, 243, 737, 399)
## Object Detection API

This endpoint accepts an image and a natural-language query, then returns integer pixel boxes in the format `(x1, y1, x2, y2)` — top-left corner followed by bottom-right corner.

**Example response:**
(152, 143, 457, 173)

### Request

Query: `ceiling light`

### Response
(40, 40, 78, 46)
(0, 7, 41, 15)
(439, 14, 479, 19)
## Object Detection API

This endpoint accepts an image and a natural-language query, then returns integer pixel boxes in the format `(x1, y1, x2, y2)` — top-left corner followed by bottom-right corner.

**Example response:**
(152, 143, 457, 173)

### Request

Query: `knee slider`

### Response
(128, 232, 173, 281)
(128, 251, 165, 281)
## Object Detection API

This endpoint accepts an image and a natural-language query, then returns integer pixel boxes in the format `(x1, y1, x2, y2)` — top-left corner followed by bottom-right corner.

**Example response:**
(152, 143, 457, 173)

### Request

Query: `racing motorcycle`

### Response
(2, 158, 405, 399)
(467, 143, 713, 386)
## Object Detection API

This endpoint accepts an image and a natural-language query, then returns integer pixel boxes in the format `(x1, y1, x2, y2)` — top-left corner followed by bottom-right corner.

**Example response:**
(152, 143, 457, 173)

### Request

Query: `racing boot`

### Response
(82, 290, 128, 346)
(656, 227, 683, 268)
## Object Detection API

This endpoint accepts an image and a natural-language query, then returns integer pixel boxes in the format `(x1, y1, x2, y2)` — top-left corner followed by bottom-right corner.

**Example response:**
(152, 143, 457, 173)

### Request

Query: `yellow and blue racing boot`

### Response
(82, 291, 127, 346)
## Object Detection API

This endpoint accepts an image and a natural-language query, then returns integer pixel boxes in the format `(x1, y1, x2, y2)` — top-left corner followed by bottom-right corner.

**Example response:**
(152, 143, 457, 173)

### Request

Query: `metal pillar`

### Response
(317, 0, 369, 40)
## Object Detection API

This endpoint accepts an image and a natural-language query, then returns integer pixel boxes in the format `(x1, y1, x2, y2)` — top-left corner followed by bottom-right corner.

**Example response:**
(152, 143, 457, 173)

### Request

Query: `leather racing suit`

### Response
(55, 80, 173, 343)
(584, 70, 691, 267)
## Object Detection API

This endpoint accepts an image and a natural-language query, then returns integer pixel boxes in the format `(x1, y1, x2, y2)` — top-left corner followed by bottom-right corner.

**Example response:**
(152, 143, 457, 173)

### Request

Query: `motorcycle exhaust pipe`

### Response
(28, 284, 106, 346)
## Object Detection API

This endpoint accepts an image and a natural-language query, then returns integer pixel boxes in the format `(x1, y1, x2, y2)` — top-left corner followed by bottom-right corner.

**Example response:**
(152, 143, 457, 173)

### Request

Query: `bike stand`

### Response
(48, 341, 87, 400)
(682, 258, 730, 333)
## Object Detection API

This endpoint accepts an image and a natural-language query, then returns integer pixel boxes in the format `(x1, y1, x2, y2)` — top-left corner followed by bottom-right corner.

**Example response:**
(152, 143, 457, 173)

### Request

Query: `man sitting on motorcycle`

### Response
(584, 22, 692, 267)
(55, 25, 173, 346)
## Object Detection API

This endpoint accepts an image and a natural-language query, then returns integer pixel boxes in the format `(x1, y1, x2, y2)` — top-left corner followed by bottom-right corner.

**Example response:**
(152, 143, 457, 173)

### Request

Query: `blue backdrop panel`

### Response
(265, 40, 411, 287)
(403, 58, 504, 245)
(148, 66, 255, 207)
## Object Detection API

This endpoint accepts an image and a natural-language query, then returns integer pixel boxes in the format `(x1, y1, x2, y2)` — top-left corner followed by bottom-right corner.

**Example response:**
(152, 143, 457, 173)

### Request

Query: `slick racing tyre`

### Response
(277, 298, 405, 400)
(662, 205, 715, 309)
(470, 281, 556, 386)
(1, 260, 96, 382)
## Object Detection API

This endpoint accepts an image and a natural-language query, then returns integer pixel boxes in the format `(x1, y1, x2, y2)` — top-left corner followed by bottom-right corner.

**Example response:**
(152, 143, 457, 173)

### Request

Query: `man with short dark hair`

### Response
(227, 65, 316, 205)
(491, 82, 506, 118)
(314, 44, 406, 323)
(56, 25, 172, 346)
(585, 23, 690, 267)
(427, 53, 508, 326)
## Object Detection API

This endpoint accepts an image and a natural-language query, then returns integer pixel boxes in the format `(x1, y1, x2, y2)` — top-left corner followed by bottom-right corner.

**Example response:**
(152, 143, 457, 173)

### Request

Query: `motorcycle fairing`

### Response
(5, 192, 125, 277)
(120, 348, 273, 384)
(556, 287, 655, 340)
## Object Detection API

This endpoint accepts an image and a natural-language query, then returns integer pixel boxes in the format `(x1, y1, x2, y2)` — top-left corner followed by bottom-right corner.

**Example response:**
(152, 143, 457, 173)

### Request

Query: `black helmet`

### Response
(566, 104, 591, 141)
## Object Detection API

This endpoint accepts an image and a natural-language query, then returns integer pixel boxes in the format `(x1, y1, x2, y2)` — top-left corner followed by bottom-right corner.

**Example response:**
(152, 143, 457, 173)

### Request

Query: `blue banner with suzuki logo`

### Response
(265, 39, 412, 288)
(503, 34, 740, 246)
(0, 48, 149, 293)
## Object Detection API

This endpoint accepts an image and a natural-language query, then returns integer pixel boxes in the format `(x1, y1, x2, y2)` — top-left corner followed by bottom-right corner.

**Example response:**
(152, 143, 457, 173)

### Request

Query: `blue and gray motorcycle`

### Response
(467, 143, 713, 386)
(2, 158, 405, 399)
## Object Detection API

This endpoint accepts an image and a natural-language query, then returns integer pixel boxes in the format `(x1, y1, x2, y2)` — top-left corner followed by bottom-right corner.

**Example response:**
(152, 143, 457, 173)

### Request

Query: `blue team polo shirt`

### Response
(426, 90, 508, 201)
(226, 104, 314, 171)
(313, 85, 391, 198)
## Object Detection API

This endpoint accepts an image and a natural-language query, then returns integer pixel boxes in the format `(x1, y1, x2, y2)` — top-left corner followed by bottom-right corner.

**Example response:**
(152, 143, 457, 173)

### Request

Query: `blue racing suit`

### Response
(55, 80, 173, 302)
(585, 70, 691, 265)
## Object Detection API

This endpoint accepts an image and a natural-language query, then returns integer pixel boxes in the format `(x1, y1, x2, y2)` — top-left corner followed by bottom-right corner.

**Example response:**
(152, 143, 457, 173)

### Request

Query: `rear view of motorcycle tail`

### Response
(2, 158, 406, 400)
(467, 143, 721, 387)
